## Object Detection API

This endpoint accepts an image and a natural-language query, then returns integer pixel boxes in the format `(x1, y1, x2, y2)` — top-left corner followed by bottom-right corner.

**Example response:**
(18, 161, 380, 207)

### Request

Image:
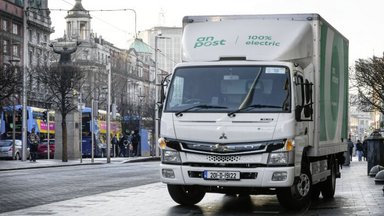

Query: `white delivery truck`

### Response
(158, 14, 348, 210)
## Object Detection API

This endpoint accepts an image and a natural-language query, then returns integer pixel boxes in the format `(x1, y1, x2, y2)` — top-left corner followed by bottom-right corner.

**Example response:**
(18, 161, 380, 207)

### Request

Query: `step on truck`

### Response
(158, 14, 348, 210)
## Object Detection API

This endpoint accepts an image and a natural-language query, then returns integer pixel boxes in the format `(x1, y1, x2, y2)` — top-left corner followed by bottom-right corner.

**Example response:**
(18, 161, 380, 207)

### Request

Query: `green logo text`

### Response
(194, 36, 226, 48)
(246, 35, 280, 46)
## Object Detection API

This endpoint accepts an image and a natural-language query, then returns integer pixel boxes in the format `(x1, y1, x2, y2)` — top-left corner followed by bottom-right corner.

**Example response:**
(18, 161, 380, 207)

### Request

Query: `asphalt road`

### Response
(1, 160, 384, 216)
(0, 161, 160, 213)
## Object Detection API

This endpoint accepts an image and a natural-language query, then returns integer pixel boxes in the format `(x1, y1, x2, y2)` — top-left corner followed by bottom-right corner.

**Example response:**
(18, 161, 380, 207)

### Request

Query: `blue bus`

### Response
(1, 105, 54, 140)
(81, 107, 122, 158)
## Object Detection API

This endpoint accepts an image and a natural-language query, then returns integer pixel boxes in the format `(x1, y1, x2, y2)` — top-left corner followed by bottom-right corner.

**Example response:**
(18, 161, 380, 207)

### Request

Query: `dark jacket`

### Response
(356, 141, 363, 151)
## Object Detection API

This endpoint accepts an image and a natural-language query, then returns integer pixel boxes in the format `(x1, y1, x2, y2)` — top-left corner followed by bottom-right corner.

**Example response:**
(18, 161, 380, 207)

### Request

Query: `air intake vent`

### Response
(207, 155, 241, 162)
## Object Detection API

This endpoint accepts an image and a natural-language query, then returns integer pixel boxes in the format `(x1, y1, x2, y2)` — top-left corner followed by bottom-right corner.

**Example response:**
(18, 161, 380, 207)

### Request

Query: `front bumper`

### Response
(160, 163, 295, 187)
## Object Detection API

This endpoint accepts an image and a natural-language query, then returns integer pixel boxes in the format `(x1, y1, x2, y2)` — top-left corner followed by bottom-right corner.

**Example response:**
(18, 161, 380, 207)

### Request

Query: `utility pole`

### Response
(154, 35, 170, 157)
(21, 3, 28, 161)
(106, 59, 111, 163)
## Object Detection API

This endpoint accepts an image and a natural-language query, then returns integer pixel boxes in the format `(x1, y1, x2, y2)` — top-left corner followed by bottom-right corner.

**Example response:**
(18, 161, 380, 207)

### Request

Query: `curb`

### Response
(0, 157, 160, 172)
(122, 157, 160, 163)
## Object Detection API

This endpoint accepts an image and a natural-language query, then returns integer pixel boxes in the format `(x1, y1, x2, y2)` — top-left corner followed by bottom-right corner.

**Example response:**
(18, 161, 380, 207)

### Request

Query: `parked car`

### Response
(37, 139, 55, 159)
(0, 139, 29, 160)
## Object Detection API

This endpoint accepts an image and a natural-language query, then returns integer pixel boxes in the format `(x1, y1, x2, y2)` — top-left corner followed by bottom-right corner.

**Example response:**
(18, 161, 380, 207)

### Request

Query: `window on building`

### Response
(80, 21, 87, 40)
(29, 29, 33, 42)
(2, 19, 8, 31)
(12, 44, 19, 57)
(43, 54, 48, 66)
(37, 32, 40, 44)
(3, 40, 9, 54)
(12, 23, 18, 35)
(29, 51, 33, 67)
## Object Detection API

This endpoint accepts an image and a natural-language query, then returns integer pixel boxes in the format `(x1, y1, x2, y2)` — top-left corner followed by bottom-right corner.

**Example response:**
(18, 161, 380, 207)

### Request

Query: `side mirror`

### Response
(305, 80, 312, 104)
(295, 105, 303, 121)
(303, 104, 313, 118)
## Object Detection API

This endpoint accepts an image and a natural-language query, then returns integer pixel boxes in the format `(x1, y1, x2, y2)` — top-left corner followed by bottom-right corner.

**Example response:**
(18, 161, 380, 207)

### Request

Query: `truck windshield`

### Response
(165, 66, 291, 113)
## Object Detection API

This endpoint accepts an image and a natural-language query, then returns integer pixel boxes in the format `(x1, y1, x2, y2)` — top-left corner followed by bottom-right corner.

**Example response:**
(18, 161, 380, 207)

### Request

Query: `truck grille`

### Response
(207, 155, 241, 162)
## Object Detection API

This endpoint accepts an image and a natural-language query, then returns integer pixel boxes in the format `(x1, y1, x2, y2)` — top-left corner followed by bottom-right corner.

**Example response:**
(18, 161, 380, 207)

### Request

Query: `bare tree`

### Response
(352, 54, 384, 115)
(32, 64, 85, 162)
(0, 65, 22, 108)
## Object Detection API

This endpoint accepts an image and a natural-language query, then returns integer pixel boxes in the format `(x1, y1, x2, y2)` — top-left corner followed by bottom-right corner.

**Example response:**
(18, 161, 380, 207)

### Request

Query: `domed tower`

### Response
(65, 0, 92, 42)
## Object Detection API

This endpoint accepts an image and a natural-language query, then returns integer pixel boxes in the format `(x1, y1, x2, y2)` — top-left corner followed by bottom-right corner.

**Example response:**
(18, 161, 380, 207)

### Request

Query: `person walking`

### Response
(28, 128, 40, 162)
(346, 138, 354, 165)
(355, 140, 364, 162)
(118, 133, 127, 157)
(111, 134, 118, 157)
(131, 130, 140, 157)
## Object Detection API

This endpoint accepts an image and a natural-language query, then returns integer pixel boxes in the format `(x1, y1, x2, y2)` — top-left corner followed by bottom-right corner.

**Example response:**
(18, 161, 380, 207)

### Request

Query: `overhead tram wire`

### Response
(32, 6, 177, 67)
(30, 7, 137, 38)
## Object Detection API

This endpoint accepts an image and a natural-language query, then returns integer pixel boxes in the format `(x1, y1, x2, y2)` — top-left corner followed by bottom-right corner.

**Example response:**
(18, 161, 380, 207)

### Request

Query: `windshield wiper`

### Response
(175, 105, 228, 117)
(227, 104, 283, 117)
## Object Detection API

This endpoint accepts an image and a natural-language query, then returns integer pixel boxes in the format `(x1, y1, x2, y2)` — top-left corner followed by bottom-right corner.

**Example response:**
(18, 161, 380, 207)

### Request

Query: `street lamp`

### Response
(125, 9, 137, 38)
(8, 59, 20, 159)
(138, 93, 145, 156)
(106, 59, 111, 163)
(21, 2, 29, 161)
(154, 34, 170, 157)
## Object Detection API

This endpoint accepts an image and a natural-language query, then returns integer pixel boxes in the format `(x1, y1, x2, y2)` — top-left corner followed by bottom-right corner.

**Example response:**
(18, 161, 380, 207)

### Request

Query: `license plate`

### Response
(203, 170, 240, 180)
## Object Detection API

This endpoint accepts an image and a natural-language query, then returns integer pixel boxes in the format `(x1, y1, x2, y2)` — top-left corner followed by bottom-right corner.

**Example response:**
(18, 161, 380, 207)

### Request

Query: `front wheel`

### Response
(167, 185, 205, 206)
(277, 167, 312, 210)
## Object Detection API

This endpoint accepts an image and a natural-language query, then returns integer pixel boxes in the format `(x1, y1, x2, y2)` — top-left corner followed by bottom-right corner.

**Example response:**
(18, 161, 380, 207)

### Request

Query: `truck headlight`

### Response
(162, 150, 181, 164)
(268, 152, 289, 165)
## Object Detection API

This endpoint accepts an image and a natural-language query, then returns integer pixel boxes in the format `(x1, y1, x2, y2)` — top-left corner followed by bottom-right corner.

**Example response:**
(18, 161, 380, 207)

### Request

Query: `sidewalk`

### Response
(0, 156, 160, 171)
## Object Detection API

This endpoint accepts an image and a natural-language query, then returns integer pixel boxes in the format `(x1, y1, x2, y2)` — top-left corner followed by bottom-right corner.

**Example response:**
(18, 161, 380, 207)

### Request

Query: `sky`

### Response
(48, 0, 384, 65)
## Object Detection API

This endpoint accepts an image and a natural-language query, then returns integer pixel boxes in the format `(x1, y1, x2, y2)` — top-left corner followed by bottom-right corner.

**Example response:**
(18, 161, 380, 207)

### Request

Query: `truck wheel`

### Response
(321, 158, 336, 199)
(277, 167, 312, 210)
(167, 184, 205, 206)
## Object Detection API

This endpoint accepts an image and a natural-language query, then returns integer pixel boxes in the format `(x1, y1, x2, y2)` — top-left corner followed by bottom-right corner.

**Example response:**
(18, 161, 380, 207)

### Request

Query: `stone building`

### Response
(138, 26, 182, 74)
(50, 0, 155, 159)
(26, 0, 54, 108)
(0, 0, 23, 67)
(0, 0, 53, 107)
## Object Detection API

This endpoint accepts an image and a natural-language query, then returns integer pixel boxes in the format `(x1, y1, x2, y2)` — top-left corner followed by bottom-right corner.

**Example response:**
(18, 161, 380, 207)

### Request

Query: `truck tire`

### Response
(277, 166, 312, 210)
(321, 158, 336, 199)
(167, 184, 205, 206)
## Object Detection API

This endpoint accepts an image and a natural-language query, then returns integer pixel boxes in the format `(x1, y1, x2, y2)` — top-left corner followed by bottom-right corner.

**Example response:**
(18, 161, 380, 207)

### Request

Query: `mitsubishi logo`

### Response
(219, 133, 227, 139)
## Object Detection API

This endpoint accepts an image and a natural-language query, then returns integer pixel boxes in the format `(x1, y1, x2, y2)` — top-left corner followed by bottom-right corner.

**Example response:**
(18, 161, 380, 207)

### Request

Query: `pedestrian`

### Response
(355, 139, 363, 162)
(362, 136, 368, 161)
(120, 132, 133, 157)
(28, 128, 40, 162)
(111, 134, 118, 157)
(346, 138, 354, 164)
(118, 133, 127, 157)
(131, 130, 140, 157)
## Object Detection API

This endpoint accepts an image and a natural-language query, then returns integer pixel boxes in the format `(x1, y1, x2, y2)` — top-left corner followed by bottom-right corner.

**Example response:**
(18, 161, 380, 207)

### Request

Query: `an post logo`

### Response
(194, 36, 226, 48)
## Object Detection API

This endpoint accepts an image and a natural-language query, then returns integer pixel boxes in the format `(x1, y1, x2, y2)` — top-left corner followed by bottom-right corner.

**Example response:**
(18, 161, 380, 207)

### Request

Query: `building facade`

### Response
(138, 26, 182, 74)
(26, 0, 54, 108)
(0, 0, 53, 108)
(52, 0, 154, 131)
(0, 0, 23, 67)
